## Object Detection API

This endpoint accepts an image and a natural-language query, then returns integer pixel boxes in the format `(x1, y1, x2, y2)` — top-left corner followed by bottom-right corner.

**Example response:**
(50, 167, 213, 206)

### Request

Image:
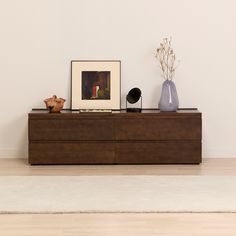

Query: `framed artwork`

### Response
(71, 60, 121, 110)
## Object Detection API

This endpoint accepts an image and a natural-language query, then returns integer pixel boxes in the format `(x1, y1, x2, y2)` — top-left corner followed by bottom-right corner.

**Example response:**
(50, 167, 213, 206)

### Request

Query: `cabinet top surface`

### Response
(29, 109, 201, 118)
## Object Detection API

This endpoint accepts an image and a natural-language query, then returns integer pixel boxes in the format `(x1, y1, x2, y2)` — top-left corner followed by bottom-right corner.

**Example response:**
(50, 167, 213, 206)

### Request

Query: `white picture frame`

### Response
(71, 60, 121, 110)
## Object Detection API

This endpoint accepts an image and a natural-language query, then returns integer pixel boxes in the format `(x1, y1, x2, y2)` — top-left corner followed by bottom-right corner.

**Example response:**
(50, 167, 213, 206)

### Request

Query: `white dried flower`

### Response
(155, 37, 179, 80)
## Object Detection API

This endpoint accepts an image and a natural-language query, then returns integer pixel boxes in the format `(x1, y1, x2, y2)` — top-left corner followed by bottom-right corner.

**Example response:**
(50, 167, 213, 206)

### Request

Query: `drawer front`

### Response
(29, 119, 114, 141)
(115, 117, 201, 140)
(29, 142, 115, 164)
(115, 141, 201, 164)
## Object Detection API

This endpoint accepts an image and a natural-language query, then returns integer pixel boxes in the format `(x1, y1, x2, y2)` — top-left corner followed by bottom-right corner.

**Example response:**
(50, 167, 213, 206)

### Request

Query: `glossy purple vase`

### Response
(159, 80, 179, 112)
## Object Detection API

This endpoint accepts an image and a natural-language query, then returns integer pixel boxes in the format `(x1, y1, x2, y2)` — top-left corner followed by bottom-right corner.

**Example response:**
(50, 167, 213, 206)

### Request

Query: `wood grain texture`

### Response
(28, 109, 202, 165)
(29, 142, 115, 164)
(0, 213, 236, 236)
(29, 118, 114, 141)
(116, 141, 201, 164)
(1, 158, 235, 176)
(115, 117, 201, 140)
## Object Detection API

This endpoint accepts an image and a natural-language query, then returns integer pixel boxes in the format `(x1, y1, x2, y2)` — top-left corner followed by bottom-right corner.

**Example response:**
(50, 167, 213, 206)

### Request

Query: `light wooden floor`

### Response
(1, 158, 236, 236)
(1, 158, 236, 176)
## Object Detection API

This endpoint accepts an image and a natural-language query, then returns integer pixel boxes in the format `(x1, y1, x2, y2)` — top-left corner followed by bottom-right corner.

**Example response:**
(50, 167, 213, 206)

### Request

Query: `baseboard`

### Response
(0, 149, 26, 159)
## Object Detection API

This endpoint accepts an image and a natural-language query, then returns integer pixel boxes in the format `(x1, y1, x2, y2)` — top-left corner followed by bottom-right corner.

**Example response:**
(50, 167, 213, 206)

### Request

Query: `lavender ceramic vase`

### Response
(159, 80, 179, 112)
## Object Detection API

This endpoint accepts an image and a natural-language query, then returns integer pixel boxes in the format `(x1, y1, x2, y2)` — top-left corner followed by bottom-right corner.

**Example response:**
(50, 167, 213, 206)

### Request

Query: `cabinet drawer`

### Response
(29, 119, 114, 141)
(29, 141, 115, 164)
(115, 117, 201, 140)
(115, 141, 201, 164)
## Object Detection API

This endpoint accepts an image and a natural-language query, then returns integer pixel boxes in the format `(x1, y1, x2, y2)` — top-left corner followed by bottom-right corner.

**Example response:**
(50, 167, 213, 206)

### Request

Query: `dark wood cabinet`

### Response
(28, 109, 202, 164)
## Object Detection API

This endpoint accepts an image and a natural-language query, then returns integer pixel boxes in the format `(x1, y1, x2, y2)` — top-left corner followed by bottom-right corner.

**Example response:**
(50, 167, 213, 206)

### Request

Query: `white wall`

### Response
(0, 0, 236, 158)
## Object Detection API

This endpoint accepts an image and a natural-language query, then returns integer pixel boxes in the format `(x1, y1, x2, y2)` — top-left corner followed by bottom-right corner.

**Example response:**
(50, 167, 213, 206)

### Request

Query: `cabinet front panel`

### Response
(29, 119, 114, 141)
(116, 141, 201, 164)
(115, 117, 201, 140)
(29, 142, 115, 164)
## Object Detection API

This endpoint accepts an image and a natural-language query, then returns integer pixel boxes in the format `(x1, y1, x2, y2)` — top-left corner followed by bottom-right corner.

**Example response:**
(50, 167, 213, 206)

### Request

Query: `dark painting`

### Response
(82, 71, 111, 100)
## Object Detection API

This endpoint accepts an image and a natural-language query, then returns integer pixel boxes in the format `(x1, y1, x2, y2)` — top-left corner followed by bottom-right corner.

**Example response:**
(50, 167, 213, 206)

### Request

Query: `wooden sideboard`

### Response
(28, 109, 202, 165)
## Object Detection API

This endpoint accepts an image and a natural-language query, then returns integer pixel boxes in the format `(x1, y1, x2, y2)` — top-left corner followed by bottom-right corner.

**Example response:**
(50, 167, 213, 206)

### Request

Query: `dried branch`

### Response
(155, 37, 179, 80)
